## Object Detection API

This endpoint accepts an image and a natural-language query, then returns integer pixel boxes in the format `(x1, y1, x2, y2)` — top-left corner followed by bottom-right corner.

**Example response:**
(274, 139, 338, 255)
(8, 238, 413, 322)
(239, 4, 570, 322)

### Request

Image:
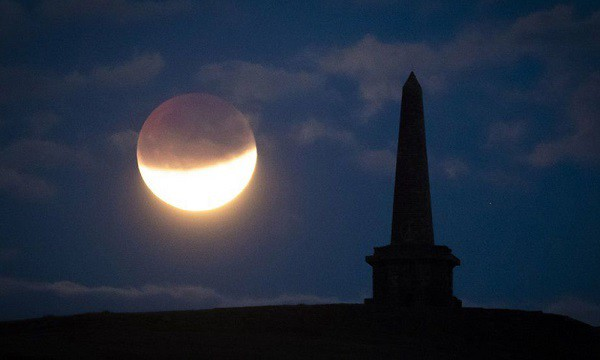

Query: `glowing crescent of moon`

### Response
(138, 148, 257, 211)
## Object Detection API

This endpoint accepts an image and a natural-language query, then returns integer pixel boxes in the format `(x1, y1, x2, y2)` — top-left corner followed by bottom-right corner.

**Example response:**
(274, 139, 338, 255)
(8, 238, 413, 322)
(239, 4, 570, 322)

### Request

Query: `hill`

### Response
(1, 304, 598, 359)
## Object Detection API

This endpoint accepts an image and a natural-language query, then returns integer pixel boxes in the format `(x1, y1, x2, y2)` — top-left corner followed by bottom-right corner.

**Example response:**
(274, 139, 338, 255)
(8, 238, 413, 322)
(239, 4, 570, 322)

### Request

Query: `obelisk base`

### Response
(365, 244, 461, 308)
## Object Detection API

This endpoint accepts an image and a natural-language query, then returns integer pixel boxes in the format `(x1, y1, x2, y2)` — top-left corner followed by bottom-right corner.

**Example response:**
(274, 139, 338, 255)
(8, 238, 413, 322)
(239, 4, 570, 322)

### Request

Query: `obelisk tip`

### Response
(404, 71, 420, 87)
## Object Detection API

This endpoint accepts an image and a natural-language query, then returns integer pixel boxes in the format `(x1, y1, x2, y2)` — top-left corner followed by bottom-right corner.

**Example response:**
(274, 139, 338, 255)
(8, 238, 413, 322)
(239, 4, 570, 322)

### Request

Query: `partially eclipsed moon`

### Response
(137, 93, 257, 211)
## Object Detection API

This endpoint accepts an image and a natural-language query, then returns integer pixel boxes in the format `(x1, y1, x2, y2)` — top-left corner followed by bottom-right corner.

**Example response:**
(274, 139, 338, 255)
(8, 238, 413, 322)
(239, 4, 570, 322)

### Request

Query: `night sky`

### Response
(1, 0, 599, 325)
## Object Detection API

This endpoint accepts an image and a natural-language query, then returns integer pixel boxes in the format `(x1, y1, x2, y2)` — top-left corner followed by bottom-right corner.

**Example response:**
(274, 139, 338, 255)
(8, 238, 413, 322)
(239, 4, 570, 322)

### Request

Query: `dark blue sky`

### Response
(1, 0, 599, 325)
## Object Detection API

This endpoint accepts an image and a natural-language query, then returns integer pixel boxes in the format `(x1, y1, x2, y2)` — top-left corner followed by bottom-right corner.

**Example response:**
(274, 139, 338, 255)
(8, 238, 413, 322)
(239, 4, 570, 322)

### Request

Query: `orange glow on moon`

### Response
(137, 93, 257, 211)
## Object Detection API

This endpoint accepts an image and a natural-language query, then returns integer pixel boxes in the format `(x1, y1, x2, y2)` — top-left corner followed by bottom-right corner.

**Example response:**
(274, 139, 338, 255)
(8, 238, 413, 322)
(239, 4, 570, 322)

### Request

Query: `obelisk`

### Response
(366, 72, 460, 308)
(391, 72, 434, 246)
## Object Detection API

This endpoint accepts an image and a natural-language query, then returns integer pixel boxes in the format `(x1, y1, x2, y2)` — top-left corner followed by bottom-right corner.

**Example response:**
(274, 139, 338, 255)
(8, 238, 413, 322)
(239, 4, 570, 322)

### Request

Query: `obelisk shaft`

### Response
(390, 72, 434, 245)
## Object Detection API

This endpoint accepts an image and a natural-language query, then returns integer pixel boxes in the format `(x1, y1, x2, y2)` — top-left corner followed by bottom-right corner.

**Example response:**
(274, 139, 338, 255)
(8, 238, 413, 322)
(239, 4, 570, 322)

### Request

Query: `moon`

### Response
(137, 93, 257, 211)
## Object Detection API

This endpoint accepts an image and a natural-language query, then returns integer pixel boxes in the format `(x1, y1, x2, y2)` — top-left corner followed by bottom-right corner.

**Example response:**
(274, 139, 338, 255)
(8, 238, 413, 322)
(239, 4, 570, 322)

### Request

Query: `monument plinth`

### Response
(366, 72, 460, 308)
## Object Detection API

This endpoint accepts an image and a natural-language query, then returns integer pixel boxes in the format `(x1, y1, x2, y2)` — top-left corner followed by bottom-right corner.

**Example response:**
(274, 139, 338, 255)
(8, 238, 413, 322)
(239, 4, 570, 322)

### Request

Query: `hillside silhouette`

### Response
(1, 304, 598, 359)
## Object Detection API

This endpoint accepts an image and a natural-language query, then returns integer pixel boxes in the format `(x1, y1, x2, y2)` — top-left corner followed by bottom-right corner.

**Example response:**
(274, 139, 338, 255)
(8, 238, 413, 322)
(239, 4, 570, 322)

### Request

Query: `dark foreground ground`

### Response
(1, 304, 598, 359)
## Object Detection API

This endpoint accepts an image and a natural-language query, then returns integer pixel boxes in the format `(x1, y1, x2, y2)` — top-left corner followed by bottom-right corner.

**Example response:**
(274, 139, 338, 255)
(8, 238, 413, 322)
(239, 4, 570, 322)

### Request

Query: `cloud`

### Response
(527, 72, 600, 167)
(428, 154, 472, 180)
(356, 149, 395, 174)
(545, 296, 600, 326)
(293, 119, 356, 146)
(316, 6, 600, 169)
(198, 61, 324, 106)
(292, 119, 396, 175)
(508, 5, 600, 56)
(108, 129, 139, 155)
(486, 121, 526, 148)
(319, 35, 442, 113)
(36, 0, 193, 23)
(0, 277, 345, 315)
(0, 128, 142, 201)
(0, 53, 165, 104)
(66, 53, 165, 88)
(0, 139, 93, 200)
(434, 157, 471, 180)
(318, 6, 600, 113)
(0, 168, 56, 199)
(0, 139, 93, 171)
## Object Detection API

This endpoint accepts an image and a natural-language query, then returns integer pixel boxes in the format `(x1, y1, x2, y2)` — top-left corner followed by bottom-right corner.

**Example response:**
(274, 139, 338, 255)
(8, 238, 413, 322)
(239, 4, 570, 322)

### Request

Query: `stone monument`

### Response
(366, 72, 461, 307)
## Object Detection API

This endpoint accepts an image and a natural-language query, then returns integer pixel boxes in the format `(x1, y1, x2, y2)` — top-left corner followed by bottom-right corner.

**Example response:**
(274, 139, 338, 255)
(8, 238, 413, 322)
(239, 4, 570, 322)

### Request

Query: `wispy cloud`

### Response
(198, 61, 325, 108)
(0, 137, 95, 200)
(292, 119, 356, 146)
(291, 118, 396, 175)
(65, 53, 165, 88)
(0, 139, 93, 171)
(435, 157, 471, 180)
(0, 114, 142, 202)
(317, 5, 600, 118)
(0, 277, 347, 318)
(0, 53, 165, 104)
(0, 168, 56, 199)
(319, 35, 442, 114)
(527, 72, 600, 167)
(108, 129, 139, 155)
